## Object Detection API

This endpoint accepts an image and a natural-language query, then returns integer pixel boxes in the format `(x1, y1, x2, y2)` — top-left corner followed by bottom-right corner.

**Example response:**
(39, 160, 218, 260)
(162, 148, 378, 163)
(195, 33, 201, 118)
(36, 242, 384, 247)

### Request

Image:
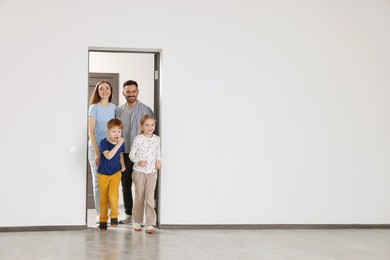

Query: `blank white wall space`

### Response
(0, 0, 389, 227)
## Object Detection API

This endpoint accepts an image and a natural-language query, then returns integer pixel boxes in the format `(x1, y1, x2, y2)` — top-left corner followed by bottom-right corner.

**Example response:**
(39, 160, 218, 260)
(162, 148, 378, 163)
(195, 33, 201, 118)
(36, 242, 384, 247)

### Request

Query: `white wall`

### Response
(0, 0, 389, 227)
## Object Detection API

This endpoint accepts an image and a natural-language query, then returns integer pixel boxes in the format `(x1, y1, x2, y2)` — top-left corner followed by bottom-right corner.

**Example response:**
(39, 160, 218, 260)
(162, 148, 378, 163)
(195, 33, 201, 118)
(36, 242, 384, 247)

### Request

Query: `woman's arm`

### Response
(88, 116, 100, 165)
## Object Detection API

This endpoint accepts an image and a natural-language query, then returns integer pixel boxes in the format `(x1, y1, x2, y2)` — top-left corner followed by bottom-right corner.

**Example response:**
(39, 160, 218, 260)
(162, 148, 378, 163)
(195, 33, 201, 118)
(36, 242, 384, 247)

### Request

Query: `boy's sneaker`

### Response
(99, 222, 107, 232)
(133, 222, 142, 231)
(95, 215, 100, 225)
(146, 225, 156, 234)
(119, 214, 132, 224)
(111, 218, 118, 227)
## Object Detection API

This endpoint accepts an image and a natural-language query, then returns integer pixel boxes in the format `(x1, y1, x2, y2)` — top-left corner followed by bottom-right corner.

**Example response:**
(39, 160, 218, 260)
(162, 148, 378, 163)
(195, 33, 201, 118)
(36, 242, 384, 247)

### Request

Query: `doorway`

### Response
(87, 48, 162, 227)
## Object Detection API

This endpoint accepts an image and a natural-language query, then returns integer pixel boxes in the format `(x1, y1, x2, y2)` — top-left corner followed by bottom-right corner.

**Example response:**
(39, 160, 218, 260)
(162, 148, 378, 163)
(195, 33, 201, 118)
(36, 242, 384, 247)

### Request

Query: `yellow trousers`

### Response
(98, 171, 121, 222)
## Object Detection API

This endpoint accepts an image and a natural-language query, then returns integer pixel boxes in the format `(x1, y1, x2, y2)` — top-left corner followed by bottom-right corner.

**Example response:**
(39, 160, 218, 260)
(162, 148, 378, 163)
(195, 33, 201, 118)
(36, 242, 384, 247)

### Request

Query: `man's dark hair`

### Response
(122, 80, 138, 89)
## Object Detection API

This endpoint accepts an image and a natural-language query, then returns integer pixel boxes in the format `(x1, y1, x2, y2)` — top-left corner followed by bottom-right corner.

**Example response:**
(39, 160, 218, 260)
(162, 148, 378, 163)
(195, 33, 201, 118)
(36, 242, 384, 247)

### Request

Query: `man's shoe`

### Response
(119, 214, 132, 224)
(133, 222, 142, 231)
(111, 218, 118, 227)
(99, 222, 107, 232)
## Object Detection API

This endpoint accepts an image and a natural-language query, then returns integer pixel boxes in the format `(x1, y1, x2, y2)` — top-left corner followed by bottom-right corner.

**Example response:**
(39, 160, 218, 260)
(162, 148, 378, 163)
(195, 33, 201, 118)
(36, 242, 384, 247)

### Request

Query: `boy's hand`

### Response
(117, 137, 125, 146)
(155, 160, 162, 170)
(121, 165, 126, 172)
(138, 160, 147, 167)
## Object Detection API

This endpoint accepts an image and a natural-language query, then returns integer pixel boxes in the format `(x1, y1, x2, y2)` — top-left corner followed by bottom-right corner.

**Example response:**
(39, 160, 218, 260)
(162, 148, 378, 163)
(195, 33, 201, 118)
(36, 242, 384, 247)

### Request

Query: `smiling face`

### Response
(98, 82, 112, 100)
(141, 118, 155, 137)
(123, 84, 139, 105)
(107, 127, 122, 142)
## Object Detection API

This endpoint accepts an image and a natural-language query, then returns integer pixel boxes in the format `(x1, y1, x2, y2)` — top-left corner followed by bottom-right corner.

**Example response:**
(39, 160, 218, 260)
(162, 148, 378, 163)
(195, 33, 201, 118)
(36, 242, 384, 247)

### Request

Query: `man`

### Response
(115, 80, 153, 224)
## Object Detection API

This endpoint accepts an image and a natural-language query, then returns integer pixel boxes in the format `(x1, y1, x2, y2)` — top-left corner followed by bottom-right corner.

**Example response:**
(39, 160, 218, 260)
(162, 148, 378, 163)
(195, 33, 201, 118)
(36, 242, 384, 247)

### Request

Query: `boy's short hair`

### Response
(107, 118, 123, 129)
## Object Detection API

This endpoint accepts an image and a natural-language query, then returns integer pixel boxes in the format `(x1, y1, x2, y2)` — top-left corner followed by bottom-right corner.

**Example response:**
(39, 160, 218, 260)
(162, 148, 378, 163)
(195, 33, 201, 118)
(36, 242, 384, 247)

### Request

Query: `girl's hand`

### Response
(138, 160, 147, 167)
(95, 155, 100, 166)
(155, 160, 162, 170)
(121, 165, 126, 172)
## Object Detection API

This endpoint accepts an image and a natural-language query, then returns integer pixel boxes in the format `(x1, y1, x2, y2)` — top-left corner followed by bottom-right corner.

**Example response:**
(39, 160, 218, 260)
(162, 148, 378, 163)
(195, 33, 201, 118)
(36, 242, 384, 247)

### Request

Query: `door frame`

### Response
(87, 47, 163, 227)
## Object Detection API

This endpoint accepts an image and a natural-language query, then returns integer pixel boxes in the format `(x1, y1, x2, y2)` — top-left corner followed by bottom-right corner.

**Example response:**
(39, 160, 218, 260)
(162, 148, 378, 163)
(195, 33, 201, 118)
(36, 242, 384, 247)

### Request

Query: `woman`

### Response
(88, 80, 116, 224)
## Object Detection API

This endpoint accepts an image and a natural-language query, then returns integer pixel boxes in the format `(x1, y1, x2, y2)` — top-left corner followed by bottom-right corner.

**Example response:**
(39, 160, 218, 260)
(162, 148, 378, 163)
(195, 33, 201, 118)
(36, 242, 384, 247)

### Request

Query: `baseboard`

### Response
(160, 224, 390, 230)
(2, 224, 390, 232)
(0, 225, 87, 232)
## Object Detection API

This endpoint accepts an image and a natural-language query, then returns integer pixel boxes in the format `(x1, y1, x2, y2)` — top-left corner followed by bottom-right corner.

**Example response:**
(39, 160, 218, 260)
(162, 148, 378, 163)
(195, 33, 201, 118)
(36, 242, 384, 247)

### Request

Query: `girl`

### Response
(88, 80, 116, 224)
(129, 115, 162, 233)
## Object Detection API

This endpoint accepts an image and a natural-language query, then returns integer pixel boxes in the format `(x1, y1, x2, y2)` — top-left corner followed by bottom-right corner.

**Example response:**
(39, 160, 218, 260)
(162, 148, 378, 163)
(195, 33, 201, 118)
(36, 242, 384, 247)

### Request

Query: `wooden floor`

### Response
(0, 210, 389, 260)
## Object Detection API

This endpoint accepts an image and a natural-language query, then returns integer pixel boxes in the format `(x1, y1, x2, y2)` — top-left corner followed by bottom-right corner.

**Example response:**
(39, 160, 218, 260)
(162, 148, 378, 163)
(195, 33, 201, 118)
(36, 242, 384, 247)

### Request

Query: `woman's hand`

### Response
(95, 154, 100, 166)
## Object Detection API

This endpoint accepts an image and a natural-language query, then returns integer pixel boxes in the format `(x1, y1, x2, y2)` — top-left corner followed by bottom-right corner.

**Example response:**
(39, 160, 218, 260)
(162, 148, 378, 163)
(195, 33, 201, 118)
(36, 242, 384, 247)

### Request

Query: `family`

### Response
(88, 80, 161, 233)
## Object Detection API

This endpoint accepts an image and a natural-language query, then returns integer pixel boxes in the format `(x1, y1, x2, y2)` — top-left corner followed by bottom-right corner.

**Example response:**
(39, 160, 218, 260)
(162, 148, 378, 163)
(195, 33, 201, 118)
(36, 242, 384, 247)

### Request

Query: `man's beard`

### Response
(126, 96, 137, 103)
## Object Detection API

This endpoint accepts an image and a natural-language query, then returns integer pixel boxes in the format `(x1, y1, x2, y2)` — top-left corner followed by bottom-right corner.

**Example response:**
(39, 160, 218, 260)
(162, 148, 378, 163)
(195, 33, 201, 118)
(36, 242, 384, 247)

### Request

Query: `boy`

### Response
(97, 118, 126, 232)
